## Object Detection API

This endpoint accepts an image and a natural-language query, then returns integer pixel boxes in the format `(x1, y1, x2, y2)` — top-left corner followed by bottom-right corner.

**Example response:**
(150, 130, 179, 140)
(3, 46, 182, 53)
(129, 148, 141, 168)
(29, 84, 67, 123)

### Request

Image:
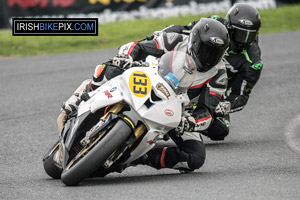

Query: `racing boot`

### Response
(130, 148, 164, 169)
(111, 150, 161, 174)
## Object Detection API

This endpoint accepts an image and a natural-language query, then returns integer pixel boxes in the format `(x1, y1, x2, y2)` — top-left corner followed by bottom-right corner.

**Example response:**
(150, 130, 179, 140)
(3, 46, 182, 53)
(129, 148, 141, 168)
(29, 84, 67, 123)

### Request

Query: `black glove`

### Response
(177, 116, 196, 134)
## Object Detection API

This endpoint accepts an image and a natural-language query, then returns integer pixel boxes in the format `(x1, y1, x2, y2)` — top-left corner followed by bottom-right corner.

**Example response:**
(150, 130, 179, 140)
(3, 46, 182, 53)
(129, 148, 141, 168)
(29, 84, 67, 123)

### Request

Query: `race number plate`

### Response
(129, 71, 151, 97)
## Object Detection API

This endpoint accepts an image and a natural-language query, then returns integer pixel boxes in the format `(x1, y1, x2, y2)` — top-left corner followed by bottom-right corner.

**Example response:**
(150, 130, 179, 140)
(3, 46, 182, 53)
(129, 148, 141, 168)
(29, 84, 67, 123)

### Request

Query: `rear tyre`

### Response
(61, 119, 131, 186)
(43, 141, 62, 179)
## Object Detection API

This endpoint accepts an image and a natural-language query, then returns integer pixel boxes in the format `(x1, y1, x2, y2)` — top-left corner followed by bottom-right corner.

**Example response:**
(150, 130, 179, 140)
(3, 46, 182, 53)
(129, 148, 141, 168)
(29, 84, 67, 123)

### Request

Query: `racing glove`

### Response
(177, 116, 196, 134)
(61, 93, 82, 116)
(112, 54, 133, 69)
(215, 101, 231, 116)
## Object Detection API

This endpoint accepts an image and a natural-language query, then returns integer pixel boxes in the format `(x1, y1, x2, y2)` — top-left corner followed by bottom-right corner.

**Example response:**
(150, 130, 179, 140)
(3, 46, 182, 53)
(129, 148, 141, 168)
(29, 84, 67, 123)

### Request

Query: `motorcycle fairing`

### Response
(65, 66, 187, 168)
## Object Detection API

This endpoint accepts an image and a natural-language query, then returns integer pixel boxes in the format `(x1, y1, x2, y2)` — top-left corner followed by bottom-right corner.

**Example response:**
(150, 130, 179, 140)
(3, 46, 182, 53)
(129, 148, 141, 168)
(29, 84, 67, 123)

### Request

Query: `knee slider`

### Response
(188, 141, 206, 170)
(212, 118, 229, 138)
(189, 153, 205, 170)
(209, 117, 230, 140)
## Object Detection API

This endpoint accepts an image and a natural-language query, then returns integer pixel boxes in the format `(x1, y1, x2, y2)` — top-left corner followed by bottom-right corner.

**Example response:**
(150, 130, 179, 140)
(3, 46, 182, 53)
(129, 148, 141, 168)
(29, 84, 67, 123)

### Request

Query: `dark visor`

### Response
(197, 42, 226, 68)
(231, 25, 258, 44)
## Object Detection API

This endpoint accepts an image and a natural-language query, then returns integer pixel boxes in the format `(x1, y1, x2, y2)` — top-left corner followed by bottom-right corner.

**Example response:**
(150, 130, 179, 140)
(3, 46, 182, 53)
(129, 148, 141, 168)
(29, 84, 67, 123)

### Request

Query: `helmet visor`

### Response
(231, 25, 258, 44)
(197, 42, 226, 70)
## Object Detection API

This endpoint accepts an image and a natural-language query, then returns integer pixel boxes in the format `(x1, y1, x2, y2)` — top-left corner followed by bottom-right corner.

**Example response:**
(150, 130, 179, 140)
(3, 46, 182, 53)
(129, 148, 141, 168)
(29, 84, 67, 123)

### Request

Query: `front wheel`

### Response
(43, 141, 62, 179)
(61, 119, 132, 186)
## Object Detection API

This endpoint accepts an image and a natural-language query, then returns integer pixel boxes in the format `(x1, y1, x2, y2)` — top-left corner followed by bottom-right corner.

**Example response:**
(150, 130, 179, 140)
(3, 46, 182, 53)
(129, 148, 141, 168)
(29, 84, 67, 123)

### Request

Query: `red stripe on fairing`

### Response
(160, 147, 167, 168)
(195, 115, 212, 123)
(128, 42, 138, 55)
(154, 39, 160, 49)
(209, 91, 222, 98)
(190, 78, 212, 89)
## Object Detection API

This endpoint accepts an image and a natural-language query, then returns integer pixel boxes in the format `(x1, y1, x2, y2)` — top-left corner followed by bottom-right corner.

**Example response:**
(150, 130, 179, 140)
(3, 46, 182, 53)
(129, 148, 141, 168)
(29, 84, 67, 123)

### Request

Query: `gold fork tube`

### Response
(134, 124, 147, 139)
(100, 102, 126, 120)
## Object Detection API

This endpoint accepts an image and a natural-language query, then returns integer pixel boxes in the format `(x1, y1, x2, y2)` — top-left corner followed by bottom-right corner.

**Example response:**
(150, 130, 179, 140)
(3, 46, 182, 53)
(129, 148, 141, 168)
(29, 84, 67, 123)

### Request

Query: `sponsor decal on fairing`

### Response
(164, 109, 174, 117)
(156, 83, 170, 99)
(103, 90, 113, 98)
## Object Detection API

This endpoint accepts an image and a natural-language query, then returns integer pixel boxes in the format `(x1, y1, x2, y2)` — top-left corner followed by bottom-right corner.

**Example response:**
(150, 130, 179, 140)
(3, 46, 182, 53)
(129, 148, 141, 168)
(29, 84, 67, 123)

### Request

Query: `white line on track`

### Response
(284, 113, 300, 153)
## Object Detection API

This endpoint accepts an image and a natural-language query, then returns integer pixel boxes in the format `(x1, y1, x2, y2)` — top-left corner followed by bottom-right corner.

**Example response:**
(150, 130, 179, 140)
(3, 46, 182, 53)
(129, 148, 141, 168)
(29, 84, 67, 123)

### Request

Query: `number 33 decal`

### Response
(129, 71, 151, 97)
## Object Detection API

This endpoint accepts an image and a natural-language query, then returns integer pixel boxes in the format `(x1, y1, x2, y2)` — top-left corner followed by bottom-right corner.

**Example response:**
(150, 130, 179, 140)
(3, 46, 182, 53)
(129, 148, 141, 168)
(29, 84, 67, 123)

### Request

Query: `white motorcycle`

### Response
(43, 51, 196, 186)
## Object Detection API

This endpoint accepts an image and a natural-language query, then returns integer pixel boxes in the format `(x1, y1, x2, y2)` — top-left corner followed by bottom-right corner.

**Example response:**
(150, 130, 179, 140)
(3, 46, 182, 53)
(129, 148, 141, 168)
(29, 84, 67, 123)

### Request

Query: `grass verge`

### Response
(0, 4, 300, 57)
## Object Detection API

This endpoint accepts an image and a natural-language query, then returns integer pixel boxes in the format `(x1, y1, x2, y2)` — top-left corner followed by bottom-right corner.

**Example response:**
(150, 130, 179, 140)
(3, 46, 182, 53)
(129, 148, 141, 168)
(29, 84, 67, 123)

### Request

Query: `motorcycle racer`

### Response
(59, 18, 229, 172)
(160, 3, 263, 140)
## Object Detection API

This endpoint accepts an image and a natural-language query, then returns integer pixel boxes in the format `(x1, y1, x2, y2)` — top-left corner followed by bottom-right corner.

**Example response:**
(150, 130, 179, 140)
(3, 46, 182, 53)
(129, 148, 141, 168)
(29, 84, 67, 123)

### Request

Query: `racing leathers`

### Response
(89, 32, 227, 171)
(162, 16, 263, 140)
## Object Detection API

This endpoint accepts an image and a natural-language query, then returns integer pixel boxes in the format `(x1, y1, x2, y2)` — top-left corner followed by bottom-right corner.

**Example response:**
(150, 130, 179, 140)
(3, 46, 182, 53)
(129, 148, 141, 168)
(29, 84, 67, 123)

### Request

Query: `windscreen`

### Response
(158, 51, 196, 94)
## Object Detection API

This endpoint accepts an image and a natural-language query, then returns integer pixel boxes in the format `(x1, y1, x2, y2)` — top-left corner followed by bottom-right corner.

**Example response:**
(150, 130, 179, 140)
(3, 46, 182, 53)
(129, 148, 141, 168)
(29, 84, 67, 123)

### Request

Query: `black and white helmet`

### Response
(225, 3, 261, 52)
(188, 18, 230, 72)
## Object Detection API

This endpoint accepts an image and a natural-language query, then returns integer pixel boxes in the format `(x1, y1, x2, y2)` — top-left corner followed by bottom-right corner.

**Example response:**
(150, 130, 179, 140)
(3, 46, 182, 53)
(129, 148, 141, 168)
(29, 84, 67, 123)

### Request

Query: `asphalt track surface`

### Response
(1, 31, 300, 200)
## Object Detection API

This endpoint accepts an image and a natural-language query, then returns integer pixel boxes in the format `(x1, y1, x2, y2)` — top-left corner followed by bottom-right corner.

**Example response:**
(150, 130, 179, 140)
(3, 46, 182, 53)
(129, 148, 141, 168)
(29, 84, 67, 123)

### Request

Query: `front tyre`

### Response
(43, 141, 62, 179)
(61, 119, 132, 186)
